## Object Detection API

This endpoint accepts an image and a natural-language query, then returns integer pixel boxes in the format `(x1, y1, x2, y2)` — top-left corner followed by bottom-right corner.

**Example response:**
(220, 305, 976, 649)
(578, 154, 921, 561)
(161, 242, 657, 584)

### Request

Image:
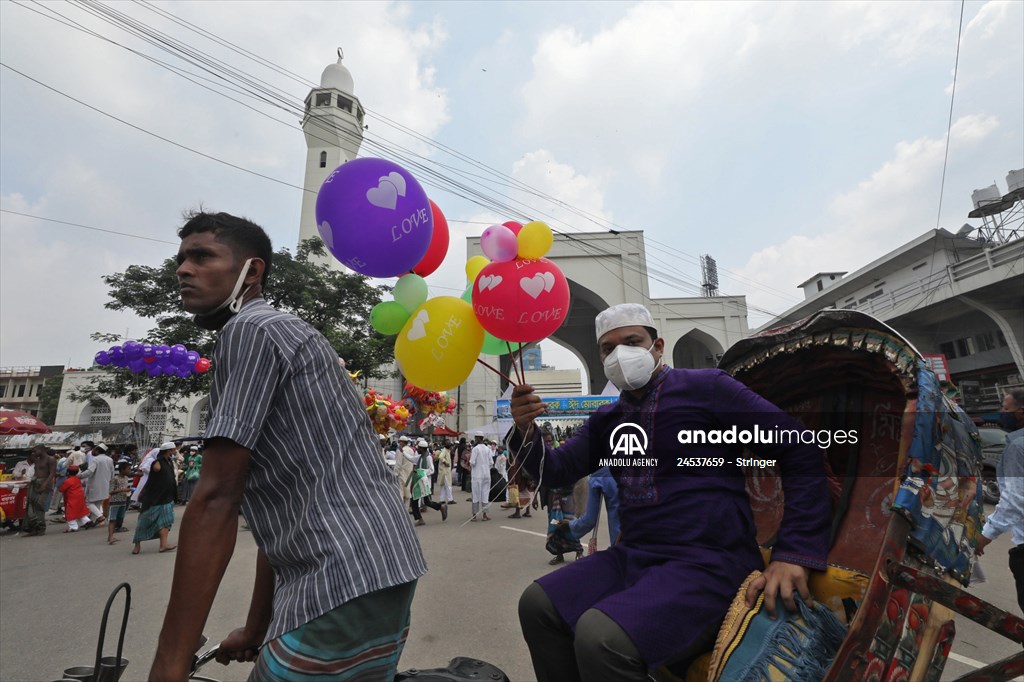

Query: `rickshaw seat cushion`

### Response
(703, 571, 847, 682)
(759, 548, 869, 620)
(683, 653, 712, 682)
(675, 560, 867, 681)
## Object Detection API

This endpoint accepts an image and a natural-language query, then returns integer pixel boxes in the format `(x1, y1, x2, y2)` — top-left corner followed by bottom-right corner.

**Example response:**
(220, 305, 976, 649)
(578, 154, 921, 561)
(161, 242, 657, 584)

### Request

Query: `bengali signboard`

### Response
(495, 395, 618, 419)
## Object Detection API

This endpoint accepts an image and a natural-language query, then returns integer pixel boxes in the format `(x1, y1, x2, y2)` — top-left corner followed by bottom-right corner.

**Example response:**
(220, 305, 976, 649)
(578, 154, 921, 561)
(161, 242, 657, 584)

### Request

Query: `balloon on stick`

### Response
(471, 257, 570, 343)
(393, 274, 429, 314)
(480, 224, 519, 262)
(315, 158, 434, 277)
(466, 256, 489, 282)
(411, 200, 450, 277)
(517, 221, 554, 259)
(370, 301, 411, 336)
(394, 297, 484, 391)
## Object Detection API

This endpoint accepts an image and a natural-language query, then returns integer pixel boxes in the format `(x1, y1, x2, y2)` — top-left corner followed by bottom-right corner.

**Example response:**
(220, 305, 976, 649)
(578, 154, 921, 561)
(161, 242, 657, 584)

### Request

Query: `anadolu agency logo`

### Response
(608, 423, 648, 457)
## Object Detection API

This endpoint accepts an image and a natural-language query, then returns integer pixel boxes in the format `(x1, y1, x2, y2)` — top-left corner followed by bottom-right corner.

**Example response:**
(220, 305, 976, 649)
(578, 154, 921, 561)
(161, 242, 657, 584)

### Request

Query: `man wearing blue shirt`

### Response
(976, 388, 1024, 615)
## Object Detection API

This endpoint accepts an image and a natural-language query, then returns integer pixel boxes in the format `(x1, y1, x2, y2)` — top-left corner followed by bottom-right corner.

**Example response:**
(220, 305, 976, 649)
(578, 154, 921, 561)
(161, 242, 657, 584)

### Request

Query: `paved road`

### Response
(0, 501, 1018, 681)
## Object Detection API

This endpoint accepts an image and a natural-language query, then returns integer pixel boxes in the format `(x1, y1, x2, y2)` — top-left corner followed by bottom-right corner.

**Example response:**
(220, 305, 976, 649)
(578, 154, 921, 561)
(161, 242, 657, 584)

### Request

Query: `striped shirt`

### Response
(205, 298, 427, 641)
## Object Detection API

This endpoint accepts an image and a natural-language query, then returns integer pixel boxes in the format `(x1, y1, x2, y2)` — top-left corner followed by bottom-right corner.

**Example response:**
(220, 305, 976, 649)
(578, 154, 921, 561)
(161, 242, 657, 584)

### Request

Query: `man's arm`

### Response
(215, 548, 274, 664)
(507, 385, 596, 487)
(978, 439, 1024, 555)
(149, 437, 250, 681)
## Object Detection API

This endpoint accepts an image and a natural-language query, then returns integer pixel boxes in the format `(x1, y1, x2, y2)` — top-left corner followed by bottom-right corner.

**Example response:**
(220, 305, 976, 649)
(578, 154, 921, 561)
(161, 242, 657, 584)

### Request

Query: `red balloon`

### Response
(471, 258, 570, 343)
(412, 200, 450, 277)
(143, 357, 156, 363)
(195, 358, 212, 373)
(502, 221, 523, 236)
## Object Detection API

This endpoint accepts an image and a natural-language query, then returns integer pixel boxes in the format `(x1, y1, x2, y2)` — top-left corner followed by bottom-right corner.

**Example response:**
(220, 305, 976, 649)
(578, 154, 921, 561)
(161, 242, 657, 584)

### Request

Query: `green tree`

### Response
(38, 375, 63, 425)
(72, 238, 395, 420)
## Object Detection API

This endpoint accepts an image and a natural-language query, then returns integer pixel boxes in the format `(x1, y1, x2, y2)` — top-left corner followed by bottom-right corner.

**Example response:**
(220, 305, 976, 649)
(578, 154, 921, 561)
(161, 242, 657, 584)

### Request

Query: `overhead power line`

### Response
(6, 0, 795, 324)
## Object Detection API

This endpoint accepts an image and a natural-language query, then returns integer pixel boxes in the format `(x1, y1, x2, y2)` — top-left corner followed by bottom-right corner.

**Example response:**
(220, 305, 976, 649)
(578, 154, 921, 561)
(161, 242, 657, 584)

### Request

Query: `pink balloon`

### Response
(480, 224, 519, 263)
(502, 221, 523, 236)
(471, 258, 570, 343)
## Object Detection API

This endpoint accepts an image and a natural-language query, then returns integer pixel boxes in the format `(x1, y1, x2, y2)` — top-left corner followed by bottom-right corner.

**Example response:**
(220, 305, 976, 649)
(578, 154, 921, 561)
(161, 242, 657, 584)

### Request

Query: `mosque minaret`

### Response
(298, 49, 364, 267)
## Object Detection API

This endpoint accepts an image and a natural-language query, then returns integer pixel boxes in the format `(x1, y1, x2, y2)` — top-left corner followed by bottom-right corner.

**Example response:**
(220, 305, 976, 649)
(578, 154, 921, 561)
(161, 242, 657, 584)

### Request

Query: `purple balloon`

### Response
(128, 359, 146, 373)
(142, 344, 155, 360)
(315, 158, 433, 277)
(185, 350, 200, 368)
(109, 347, 126, 366)
(170, 344, 188, 365)
(146, 364, 162, 378)
(123, 340, 143, 360)
(176, 366, 192, 379)
(95, 351, 111, 366)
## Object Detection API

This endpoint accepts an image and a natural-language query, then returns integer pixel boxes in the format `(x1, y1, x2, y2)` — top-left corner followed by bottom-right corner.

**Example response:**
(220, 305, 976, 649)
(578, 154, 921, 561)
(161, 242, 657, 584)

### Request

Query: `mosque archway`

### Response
(671, 328, 724, 369)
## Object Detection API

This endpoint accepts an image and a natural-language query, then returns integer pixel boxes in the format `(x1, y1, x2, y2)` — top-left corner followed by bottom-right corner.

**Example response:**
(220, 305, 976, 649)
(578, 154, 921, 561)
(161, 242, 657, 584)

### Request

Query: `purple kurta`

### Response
(512, 366, 831, 668)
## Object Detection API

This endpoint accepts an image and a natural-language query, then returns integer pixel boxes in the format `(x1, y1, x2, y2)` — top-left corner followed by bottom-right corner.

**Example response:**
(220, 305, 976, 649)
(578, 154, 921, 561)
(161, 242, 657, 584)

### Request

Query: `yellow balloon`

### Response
(394, 296, 484, 391)
(518, 221, 554, 259)
(466, 255, 489, 282)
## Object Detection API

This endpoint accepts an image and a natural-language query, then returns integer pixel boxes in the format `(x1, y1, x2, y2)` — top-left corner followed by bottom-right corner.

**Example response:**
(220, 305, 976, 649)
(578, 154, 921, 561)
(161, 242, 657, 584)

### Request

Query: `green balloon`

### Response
(394, 274, 428, 314)
(371, 301, 410, 336)
(481, 332, 510, 355)
(464, 284, 508, 354)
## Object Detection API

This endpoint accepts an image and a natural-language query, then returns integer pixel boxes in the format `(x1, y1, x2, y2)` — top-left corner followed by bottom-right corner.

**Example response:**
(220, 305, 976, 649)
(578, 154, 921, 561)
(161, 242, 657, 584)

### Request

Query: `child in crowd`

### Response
(107, 461, 132, 545)
(59, 466, 91, 532)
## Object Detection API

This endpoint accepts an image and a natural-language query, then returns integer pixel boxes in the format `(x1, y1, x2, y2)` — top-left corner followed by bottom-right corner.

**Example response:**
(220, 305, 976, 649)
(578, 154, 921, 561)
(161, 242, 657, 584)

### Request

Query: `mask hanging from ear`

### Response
(194, 258, 254, 331)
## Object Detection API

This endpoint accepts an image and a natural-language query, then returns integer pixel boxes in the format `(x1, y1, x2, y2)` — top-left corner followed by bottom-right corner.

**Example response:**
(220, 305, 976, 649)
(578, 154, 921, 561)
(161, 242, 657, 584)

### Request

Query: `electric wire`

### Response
(51, 0, 803, 306)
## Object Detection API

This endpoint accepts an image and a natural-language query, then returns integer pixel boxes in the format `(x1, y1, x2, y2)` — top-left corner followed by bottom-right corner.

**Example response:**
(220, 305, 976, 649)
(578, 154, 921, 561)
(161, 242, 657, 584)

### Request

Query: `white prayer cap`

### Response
(96, 442, 109, 452)
(595, 303, 656, 341)
(398, 435, 410, 442)
(159, 442, 176, 451)
(417, 438, 429, 447)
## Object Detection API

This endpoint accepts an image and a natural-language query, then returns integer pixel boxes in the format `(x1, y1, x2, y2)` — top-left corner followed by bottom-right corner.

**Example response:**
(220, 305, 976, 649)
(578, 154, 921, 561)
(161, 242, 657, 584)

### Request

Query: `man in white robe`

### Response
(470, 435, 494, 521)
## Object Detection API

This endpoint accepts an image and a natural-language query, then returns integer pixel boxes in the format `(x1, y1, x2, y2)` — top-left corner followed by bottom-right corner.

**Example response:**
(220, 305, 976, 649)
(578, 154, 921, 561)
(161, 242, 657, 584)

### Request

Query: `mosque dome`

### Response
(320, 48, 354, 94)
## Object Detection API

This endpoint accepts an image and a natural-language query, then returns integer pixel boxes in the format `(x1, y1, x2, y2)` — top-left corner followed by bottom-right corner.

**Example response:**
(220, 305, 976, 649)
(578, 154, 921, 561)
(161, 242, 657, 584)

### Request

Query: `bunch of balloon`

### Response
(363, 389, 412, 435)
(470, 221, 569, 344)
(95, 341, 211, 379)
(403, 383, 457, 415)
(369, 275, 485, 392)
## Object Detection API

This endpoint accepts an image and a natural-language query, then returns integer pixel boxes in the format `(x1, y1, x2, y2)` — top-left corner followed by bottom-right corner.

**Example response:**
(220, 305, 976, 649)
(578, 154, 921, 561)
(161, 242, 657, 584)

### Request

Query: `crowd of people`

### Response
(6, 439, 204, 554)
(379, 429, 621, 569)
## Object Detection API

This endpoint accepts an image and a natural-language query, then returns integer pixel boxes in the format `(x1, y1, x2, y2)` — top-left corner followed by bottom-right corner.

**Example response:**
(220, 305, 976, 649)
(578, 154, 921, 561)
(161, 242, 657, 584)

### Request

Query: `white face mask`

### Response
(603, 341, 660, 391)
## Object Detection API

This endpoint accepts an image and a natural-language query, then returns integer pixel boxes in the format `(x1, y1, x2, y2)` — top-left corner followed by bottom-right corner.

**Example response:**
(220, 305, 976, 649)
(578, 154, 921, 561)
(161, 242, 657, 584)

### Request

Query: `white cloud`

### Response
(518, 2, 960, 186)
(510, 149, 611, 229)
(0, 1, 451, 367)
(735, 113, 1001, 324)
(0, 183, 163, 368)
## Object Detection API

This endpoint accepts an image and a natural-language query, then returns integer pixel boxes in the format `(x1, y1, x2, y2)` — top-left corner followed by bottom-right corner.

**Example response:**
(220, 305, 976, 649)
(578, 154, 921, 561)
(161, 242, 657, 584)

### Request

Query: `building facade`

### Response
(0, 365, 63, 418)
(54, 367, 208, 445)
(759, 229, 1023, 415)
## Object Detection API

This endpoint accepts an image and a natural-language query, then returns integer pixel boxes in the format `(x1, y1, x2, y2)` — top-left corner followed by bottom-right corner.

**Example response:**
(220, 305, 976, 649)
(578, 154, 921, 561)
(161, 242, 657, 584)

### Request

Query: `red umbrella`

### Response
(0, 409, 52, 435)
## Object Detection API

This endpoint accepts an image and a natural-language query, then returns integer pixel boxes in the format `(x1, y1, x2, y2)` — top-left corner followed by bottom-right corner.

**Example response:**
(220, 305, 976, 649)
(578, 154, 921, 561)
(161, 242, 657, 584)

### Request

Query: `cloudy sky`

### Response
(1, 0, 1021, 372)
